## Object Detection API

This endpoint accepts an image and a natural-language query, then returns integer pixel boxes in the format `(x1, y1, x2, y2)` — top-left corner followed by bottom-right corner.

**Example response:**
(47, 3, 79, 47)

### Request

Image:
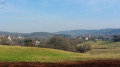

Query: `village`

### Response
(77, 35, 113, 41)
(0, 35, 40, 46)
(0, 34, 114, 47)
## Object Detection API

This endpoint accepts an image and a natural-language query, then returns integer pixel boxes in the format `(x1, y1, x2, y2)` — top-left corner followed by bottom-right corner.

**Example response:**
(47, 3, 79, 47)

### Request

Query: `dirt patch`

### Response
(0, 60, 120, 67)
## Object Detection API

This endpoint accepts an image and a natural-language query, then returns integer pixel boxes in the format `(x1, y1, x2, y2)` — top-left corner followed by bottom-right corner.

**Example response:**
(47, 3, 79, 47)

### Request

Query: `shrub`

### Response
(113, 35, 120, 42)
(0, 38, 11, 45)
(24, 39, 34, 46)
(47, 36, 77, 51)
(77, 43, 92, 53)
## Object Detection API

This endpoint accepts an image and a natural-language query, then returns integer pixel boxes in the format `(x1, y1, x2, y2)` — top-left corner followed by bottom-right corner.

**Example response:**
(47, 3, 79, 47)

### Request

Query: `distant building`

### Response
(35, 41, 40, 45)
(8, 36, 12, 41)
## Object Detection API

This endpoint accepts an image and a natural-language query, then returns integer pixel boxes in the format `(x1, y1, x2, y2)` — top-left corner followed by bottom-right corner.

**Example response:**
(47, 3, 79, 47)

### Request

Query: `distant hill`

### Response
(55, 28, 120, 37)
(0, 31, 54, 39)
(0, 31, 23, 36)
(1, 28, 120, 38)
(23, 32, 54, 38)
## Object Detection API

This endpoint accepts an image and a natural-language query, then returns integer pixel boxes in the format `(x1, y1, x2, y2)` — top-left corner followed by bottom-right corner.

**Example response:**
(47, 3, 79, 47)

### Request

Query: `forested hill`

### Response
(23, 32, 54, 38)
(1, 28, 120, 38)
(55, 28, 120, 37)
(0, 31, 54, 38)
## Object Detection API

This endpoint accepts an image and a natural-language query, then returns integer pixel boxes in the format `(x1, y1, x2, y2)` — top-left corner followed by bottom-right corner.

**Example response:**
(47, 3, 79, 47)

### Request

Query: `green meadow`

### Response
(0, 41, 120, 62)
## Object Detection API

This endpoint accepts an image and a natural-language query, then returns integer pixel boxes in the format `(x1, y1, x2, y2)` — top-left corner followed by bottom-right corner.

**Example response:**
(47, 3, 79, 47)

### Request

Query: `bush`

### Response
(46, 36, 77, 51)
(0, 38, 11, 45)
(77, 43, 92, 53)
(113, 35, 120, 42)
(24, 39, 34, 46)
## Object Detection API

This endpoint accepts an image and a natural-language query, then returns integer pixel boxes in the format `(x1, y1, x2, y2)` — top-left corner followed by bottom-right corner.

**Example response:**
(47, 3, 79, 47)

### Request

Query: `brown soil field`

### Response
(0, 60, 120, 67)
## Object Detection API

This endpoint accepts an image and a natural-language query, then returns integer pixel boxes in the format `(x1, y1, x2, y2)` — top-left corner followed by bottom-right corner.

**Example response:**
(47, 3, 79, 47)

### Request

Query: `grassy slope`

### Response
(0, 45, 85, 62)
(0, 41, 120, 62)
(82, 41, 120, 60)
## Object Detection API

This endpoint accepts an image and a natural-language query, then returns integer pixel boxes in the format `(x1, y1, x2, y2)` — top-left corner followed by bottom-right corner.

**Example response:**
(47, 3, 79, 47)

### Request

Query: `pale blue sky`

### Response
(0, 0, 120, 33)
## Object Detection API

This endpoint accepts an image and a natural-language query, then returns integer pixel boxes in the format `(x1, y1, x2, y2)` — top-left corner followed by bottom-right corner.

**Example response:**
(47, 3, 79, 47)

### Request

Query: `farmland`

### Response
(0, 41, 120, 62)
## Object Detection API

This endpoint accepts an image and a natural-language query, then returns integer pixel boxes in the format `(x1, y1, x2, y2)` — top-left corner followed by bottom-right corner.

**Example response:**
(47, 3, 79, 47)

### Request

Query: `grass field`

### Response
(0, 41, 120, 62)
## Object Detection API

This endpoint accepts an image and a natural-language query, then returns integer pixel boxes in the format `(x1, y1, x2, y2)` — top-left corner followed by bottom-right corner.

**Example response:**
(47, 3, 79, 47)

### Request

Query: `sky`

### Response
(0, 0, 120, 33)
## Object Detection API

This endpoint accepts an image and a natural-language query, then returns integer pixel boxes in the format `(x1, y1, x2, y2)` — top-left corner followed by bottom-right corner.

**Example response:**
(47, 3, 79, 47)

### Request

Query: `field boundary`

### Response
(0, 60, 120, 67)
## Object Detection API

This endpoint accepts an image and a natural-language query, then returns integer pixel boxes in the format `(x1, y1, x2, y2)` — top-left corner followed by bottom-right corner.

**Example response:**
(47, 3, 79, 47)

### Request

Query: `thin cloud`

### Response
(88, 0, 120, 11)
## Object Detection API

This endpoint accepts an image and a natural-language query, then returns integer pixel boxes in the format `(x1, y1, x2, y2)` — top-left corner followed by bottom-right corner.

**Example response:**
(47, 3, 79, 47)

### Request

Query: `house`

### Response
(85, 37, 89, 40)
(8, 36, 12, 41)
(35, 41, 40, 45)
